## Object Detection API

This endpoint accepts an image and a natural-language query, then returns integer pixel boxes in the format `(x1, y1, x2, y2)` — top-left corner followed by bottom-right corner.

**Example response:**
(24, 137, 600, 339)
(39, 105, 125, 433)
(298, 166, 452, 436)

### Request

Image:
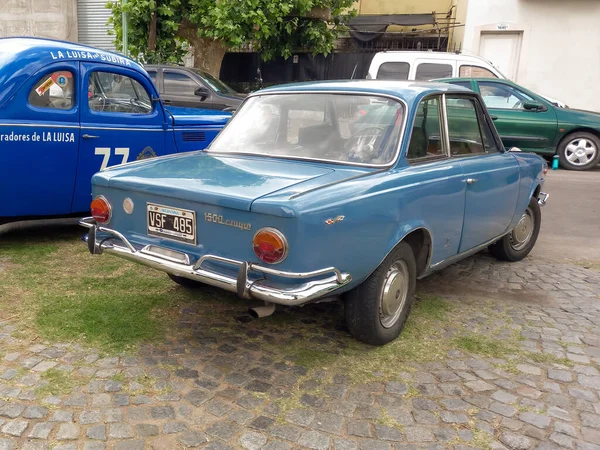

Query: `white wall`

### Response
(0, 0, 77, 42)
(462, 0, 600, 111)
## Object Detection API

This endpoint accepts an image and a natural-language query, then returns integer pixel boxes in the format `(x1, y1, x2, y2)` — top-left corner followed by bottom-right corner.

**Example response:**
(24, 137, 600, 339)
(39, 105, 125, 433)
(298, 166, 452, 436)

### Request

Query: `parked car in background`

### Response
(80, 80, 548, 345)
(367, 51, 567, 108)
(0, 37, 231, 234)
(436, 77, 600, 171)
(145, 65, 246, 111)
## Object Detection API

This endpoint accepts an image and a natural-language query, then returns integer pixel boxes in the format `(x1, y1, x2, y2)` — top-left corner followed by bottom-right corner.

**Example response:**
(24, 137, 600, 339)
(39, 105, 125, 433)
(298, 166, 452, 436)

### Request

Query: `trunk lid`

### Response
(104, 153, 338, 212)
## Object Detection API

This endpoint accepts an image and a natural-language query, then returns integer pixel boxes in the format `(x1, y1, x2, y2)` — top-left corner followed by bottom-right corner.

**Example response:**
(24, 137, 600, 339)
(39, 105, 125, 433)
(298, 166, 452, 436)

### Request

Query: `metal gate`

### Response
(77, 0, 116, 51)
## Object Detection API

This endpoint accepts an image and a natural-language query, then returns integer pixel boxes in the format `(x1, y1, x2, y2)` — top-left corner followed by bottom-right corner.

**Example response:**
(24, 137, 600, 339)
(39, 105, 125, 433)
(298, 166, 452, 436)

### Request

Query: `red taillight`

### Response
(253, 228, 288, 264)
(90, 196, 112, 224)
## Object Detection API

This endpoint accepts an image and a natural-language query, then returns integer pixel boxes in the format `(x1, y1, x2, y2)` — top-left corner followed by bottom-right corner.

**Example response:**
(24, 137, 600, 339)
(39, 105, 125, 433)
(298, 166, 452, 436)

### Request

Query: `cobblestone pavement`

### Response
(0, 250, 600, 450)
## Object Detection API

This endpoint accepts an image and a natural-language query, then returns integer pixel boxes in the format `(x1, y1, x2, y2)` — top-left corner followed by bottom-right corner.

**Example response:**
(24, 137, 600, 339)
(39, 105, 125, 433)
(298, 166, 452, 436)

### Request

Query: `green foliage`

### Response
(108, 0, 356, 65)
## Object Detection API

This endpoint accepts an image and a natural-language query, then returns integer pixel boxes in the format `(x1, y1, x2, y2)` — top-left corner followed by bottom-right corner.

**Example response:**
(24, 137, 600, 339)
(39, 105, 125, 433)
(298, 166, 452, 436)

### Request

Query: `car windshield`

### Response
(190, 69, 237, 95)
(208, 93, 405, 166)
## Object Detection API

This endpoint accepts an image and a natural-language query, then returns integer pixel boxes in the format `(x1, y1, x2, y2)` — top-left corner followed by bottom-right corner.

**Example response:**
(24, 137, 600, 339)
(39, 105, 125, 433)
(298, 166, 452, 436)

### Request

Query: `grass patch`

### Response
(35, 368, 79, 397)
(453, 334, 515, 359)
(263, 295, 455, 383)
(572, 259, 600, 271)
(0, 226, 197, 352)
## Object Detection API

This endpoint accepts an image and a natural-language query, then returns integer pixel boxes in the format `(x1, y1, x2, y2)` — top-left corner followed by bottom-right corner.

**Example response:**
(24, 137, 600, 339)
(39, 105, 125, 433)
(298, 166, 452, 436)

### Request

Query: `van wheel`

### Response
(344, 241, 416, 345)
(558, 132, 600, 170)
(168, 274, 205, 289)
(488, 197, 541, 262)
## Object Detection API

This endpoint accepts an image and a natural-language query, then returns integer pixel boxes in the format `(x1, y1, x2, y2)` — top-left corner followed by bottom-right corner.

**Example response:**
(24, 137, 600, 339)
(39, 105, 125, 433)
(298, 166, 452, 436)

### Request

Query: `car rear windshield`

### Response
(208, 93, 405, 166)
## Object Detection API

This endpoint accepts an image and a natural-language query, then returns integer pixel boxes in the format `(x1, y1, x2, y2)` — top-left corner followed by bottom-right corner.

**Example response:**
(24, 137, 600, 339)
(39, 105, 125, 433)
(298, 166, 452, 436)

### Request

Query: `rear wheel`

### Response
(488, 197, 541, 262)
(344, 241, 416, 345)
(168, 274, 205, 289)
(558, 132, 600, 171)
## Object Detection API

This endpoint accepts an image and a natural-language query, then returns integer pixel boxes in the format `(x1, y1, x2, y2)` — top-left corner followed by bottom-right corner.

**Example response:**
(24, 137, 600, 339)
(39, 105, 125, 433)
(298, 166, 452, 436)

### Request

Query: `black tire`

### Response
(344, 241, 416, 345)
(558, 132, 600, 171)
(488, 197, 541, 262)
(168, 274, 205, 289)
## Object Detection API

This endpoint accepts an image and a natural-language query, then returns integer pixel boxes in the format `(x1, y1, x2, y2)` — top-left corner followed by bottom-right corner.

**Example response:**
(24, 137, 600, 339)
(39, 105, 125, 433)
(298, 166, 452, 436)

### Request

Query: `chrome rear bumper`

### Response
(79, 217, 352, 306)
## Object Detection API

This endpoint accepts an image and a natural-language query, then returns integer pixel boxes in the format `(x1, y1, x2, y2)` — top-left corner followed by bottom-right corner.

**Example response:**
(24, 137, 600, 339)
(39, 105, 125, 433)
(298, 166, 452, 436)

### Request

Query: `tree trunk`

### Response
(177, 19, 228, 78)
(190, 39, 227, 78)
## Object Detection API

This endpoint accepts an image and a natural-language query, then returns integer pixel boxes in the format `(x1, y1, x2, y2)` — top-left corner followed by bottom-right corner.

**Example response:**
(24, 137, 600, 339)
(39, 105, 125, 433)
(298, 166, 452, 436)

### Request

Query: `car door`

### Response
(475, 80, 558, 152)
(402, 95, 466, 265)
(0, 62, 80, 217)
(444, 94, 520, 252)
(72, 62, 168, 214)
(162, 69, 213, 109)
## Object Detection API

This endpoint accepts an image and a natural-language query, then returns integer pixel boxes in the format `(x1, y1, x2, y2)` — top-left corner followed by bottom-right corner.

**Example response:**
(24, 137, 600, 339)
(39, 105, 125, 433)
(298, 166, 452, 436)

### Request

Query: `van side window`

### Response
(415, 63, 452, 81)
(459, 65, 497, 78)
(376, 62, 410, 80)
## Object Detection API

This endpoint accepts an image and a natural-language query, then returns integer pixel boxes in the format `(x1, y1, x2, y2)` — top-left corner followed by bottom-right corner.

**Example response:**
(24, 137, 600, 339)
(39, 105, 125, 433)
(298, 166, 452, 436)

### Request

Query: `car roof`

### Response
(371, 51, 492, 62)
(257, 80, 472, 103)
(0, 37, 143, 106)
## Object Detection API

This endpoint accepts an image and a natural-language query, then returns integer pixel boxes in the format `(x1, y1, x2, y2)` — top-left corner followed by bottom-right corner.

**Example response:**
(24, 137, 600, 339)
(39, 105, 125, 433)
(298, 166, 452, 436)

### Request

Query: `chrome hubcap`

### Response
(565, 138, 597, 166)
(510, 207, 534, 251)
(379, 260, 409, 329)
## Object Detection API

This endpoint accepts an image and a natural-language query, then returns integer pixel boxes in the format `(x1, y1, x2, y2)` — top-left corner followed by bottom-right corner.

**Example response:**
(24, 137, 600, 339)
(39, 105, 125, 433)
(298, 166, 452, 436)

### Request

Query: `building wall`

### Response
(0, 0, 77, 41)
(354, 0, 467, 49)
(462, 0, 600, 111)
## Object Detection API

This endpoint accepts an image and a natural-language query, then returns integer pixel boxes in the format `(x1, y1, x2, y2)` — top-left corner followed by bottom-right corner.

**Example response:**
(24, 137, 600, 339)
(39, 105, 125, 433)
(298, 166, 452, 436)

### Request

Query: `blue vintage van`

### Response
(0, 37, 231, 233)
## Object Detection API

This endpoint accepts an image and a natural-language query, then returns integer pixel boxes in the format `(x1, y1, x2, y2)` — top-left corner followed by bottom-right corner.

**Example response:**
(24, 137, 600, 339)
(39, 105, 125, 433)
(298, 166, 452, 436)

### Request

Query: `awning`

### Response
(348, 14, 437, 42)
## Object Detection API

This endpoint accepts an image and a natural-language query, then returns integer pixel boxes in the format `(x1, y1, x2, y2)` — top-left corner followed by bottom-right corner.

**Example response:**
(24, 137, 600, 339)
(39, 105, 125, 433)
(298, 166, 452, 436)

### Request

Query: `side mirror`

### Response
(509, 147, 522, 152)
(490, 115, 499, 121)
(194, 86, 209, 100)
(523, 101, 545, 111)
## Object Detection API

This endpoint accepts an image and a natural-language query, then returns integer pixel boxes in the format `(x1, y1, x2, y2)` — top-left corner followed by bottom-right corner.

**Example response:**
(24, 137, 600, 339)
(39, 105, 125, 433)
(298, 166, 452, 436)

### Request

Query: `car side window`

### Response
(445, 96, 486, 156)
(164, 71, 199, 95)
(28, 70, 75, 110)
(459, 65, 498, 78)
(415, 63, 452, 81)
(406, 96, 445, 161)
(88, 71, 152, 114)
(376, 62, 410, 80)
(478, 81, 535, 110)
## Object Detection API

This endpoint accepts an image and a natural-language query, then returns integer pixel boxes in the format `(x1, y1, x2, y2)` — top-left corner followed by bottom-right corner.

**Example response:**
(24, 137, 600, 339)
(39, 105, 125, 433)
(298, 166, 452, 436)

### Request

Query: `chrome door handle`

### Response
(466, 178, 478, 185)
(82, 134, 99, 139)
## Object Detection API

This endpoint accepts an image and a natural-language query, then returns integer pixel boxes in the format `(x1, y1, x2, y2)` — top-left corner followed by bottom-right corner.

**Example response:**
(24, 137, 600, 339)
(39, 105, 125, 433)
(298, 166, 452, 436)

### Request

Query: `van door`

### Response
(412, 59, 456, 81)
(72, 62, 168, 214)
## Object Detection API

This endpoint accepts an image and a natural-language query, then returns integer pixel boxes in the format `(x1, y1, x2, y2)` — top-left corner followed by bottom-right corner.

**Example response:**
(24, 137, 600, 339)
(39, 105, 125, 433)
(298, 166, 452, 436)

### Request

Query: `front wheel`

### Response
(558, 132, 600, 171)
(344, 241, 416, 345)
(488, 197, 541, 262)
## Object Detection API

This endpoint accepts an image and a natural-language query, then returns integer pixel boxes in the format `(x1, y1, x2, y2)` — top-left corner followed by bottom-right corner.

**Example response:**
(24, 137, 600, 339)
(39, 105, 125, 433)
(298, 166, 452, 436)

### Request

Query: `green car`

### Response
(435, 77, 600, 171)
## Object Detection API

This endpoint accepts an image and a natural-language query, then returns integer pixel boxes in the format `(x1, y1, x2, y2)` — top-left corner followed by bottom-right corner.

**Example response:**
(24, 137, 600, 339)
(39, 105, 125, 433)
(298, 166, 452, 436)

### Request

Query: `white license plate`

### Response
(147, 203, 196, 244)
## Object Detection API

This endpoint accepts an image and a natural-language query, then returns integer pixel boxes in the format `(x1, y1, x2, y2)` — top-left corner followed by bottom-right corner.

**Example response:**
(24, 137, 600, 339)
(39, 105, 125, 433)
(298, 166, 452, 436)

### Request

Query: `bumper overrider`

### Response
(79, 218, 352, 306)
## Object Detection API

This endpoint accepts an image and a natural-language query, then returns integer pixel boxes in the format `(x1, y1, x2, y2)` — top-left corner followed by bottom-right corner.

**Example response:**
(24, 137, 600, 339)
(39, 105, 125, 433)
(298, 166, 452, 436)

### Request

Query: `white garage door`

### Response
(479, 32, 522, 81)
(77, 0, 116, 51)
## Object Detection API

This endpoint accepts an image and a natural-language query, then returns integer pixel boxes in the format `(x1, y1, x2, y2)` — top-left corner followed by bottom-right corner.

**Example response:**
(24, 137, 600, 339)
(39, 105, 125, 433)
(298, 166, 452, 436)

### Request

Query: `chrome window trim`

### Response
(206, 90, 409, 169)
(405, 93, 450, 164)
(0, 123, 80, 129)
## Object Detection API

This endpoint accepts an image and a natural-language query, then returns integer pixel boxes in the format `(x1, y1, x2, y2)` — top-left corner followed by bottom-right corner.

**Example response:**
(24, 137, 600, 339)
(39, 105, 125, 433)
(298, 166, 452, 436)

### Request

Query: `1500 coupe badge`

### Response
(204, 213, 251, 231)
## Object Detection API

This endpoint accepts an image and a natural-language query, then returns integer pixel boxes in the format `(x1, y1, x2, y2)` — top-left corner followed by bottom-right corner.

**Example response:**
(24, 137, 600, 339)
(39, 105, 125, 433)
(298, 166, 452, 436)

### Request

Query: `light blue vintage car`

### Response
(80, 80, 549, 345)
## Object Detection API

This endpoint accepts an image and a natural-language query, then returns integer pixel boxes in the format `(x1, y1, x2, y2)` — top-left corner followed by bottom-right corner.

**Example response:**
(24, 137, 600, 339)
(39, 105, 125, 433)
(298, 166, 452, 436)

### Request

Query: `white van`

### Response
(366, 51, 567, 108)
(366, 51, 504, 81)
